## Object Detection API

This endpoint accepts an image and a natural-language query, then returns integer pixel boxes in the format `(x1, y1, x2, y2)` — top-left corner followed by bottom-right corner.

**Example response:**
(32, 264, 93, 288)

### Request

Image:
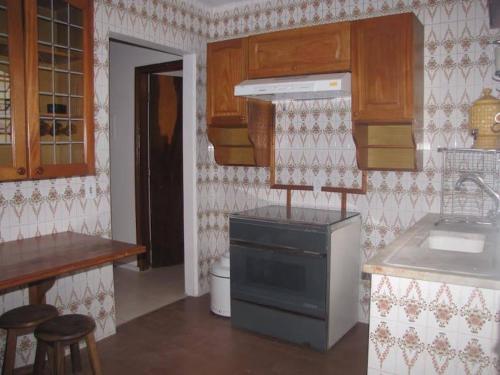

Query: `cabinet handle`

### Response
(16, 167, 26, 175)
(35, 167, 44, 175)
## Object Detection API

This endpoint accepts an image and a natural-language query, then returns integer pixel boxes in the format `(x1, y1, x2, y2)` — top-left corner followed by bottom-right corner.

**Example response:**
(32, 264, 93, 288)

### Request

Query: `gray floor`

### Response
(113, 264, 185, 325)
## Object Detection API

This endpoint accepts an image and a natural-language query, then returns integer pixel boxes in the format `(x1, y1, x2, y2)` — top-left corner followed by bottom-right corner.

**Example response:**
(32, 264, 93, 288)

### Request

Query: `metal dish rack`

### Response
(439, 148, 500, 224)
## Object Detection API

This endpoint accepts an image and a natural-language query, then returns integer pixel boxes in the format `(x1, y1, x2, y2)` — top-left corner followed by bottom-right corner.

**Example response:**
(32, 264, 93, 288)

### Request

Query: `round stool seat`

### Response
(0, 304, 58, 330)
(35, 314, 96, 343)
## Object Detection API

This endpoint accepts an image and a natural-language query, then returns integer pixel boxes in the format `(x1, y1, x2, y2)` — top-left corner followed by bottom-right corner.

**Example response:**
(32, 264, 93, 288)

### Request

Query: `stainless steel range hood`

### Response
(234, 73, 351, 101)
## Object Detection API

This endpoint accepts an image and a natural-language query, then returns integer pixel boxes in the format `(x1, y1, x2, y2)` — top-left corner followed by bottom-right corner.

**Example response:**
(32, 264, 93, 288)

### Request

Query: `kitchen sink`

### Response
(421, 230, 485, 253)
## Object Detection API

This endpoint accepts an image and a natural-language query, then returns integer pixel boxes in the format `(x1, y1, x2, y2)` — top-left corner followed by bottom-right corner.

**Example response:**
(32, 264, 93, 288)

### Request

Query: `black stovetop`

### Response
(230, 205, 359, 227)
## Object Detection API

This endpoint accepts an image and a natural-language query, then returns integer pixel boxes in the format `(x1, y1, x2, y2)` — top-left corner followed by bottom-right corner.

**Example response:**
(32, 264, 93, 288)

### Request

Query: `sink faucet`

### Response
(455, 173, 500, 220)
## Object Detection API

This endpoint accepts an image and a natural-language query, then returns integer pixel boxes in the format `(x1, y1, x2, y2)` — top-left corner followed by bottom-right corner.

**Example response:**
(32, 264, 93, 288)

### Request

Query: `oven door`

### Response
(230, 242, 327, 319)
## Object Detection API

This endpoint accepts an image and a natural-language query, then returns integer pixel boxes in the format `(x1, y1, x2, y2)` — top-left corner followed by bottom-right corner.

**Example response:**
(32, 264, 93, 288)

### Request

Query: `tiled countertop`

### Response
(363, 213, 500, 289)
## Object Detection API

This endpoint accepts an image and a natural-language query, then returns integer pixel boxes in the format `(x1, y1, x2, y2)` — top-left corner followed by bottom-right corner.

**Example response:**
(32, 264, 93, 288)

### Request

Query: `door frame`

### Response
(134, 60, 183, 270)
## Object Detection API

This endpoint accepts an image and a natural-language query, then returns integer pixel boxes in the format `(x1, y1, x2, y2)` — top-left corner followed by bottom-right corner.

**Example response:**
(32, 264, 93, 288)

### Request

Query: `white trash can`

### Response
(210, 252, 230, 317)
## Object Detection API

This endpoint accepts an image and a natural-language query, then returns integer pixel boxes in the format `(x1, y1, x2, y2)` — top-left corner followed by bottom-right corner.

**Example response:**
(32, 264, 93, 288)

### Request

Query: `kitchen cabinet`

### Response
(248, 22, 351, 79)
(351, 13, 423, 171)
(0, 0, 94, 181)
(0, 0, 28, 180)
(207, 38, 274, 166)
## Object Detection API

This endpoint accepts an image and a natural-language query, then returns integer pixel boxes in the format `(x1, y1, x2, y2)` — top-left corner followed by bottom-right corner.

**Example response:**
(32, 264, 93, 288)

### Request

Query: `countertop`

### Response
(230, 205, 359, 227)
(363, 214, 500, 289)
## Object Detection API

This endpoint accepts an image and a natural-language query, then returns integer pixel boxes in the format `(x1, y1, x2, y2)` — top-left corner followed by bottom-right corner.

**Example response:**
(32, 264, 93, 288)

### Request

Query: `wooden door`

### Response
(351, 14, 414, 122)
(248, 23, 351, 79)
(0, 0, 28, 181)
(24, 0, 94, 179)
(149, 75, 184, 267)
(207, 38, 248, 126)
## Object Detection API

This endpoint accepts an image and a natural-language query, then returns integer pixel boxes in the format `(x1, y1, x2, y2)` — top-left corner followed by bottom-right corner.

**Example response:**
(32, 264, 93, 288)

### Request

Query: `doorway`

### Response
(135, 61, 184, 269)
(109, 40, 188, 325)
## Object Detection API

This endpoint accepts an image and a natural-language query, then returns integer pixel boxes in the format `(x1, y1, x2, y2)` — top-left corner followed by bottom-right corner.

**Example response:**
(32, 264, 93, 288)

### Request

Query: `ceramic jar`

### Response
(468, 88, 500, 149)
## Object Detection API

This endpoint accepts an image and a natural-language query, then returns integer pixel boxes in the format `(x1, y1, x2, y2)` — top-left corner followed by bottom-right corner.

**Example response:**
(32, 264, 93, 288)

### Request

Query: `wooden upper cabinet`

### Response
(248, 22, 351, 79)
(24, 0, 94, 179)
(206, 38, 274, 167)
(207, 38, 248, 126)
(0, 0, 28, 181)
(351, 13, 423, 122)
(351, 13, 424, 171)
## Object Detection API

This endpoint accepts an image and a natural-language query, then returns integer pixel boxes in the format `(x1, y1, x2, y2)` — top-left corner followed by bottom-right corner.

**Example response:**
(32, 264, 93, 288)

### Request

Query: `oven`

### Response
(230, 241, 327, 319)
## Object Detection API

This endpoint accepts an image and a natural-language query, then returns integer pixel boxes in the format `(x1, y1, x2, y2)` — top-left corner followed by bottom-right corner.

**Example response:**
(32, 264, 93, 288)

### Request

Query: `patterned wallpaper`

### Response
(0, 0, 498, 368)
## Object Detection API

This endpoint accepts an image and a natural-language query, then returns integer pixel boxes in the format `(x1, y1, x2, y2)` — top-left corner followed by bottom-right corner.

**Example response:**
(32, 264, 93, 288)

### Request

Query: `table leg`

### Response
(28, 278, 56, 304)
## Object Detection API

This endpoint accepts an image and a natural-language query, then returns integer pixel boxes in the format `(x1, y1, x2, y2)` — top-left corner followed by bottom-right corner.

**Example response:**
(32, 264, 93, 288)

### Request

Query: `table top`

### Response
(0, 231, 145, 291)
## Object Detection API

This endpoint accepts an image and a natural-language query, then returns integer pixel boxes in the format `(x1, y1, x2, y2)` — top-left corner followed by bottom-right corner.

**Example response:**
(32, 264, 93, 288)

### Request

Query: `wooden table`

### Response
(0, 232, 145, 304)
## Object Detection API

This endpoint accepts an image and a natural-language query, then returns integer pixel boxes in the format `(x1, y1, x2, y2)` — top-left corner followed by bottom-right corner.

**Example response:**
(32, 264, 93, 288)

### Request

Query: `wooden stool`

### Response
(34, 314, 102, 375)
(0, 304, 59, 375)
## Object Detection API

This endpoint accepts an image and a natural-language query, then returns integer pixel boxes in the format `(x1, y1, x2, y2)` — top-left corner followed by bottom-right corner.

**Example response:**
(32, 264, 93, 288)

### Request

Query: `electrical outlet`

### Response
(85, 179, 96, 199)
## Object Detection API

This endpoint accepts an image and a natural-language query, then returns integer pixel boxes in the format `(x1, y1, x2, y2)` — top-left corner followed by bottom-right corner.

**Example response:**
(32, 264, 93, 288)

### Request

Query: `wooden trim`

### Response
(134, 60, 183, 270)
(83, 0, 95, 175)
(0, 0, 28, 181)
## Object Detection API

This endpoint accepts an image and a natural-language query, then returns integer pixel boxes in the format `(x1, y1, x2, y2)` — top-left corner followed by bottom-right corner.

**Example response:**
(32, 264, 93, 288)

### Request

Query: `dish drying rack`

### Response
(439, 148, 500, 224)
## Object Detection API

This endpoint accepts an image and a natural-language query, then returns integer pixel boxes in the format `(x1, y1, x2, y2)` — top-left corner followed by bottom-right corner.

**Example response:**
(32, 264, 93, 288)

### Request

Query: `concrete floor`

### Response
(114, 264, 185, 325)
(42, 295, 369, 375)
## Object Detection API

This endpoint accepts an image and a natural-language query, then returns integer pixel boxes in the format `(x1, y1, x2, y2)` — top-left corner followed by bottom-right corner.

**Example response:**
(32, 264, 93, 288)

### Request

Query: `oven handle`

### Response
(230, 240, 326, 258)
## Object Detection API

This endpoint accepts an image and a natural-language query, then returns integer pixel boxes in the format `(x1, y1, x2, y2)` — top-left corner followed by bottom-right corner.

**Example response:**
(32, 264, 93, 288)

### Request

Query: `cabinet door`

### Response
(248, 23, 351, 79)
(207, 38, 248, 126)
(351, 14, 414, 122)
(0, 0, 28, 181)
(25, 0, 94, 179)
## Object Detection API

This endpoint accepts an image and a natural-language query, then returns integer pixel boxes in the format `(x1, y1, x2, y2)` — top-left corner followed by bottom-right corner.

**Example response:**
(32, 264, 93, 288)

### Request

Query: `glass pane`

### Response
(0, 36, 8, 63)
(40, 118, 54, 142)
(54, 22, 68, 47)
(54, 47, 68, 69)
(54, 71, 67, 94)
(38, 18, 52, 44)
(71, 143, 84, 163)
(53, 0, 68, 22)
(69, 50, 82, 72)
(39, 69, 52, 93)
(39, 94, 53, 116)
(70, 97, 83, 118)
(53, 95, 68, 115)
(55, 120, 69, 141)
(55, 143, 70, 163)
(38, 44, 52, 68)
(69, 27, 82, 50)
(70, 6, 83, 26)
(70, 73, 82, 96)
(37, 0, 52, 18)
(0, 8, 7, 35)
(71, 120, 83, 141)
(41, 144, 55, 164)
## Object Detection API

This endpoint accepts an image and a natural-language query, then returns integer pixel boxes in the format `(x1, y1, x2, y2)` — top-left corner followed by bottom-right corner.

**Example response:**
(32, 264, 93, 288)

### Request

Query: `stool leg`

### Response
(53, 342, 65, 375)
(2, 329, 17, 375)
(85, 333, 102, 375)
(33, 340, 48, 374)
(70, 342, 82, 373)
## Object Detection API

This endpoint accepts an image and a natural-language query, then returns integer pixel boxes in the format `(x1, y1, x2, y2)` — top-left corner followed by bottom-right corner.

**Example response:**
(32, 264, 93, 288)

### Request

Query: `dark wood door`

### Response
(149, 75, 184, 267)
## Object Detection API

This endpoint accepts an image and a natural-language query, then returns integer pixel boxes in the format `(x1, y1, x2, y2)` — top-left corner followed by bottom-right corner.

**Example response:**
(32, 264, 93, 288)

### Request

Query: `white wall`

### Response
(109, 41, 180, 244)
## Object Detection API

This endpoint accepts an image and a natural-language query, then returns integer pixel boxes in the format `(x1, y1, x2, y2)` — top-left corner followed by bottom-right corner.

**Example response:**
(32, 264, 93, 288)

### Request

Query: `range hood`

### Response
(234, 73, 351, 101)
